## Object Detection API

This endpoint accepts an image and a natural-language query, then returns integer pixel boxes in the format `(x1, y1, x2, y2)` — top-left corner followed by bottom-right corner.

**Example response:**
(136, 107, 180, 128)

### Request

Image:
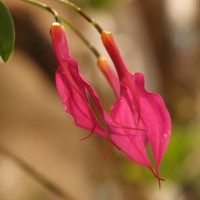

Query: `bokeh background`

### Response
(1, 0, 200, 199)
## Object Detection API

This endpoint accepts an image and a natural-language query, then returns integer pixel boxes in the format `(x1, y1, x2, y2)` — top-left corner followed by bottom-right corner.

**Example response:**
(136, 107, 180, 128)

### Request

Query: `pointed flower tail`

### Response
(135, 73, 171, 180)
(103, 145, 115, 160)
(97, 56, 120, 98)
(101, 31, 141, 122)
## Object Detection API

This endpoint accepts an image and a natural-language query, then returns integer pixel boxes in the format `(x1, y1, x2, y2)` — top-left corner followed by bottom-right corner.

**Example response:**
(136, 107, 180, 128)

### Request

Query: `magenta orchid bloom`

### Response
(50, 22, 171, 186)
(101, 31, 171, 185)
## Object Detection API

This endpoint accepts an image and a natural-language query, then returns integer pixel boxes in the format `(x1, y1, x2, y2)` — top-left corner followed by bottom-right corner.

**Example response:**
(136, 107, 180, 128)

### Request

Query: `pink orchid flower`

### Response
(101, 31, 171, 185)
(50, 22, 171, 186)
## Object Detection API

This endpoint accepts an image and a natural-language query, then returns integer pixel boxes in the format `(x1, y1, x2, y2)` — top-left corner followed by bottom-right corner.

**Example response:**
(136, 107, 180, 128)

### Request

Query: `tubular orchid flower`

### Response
(101, 31, 171, 185)
(51, 22, 107, 140)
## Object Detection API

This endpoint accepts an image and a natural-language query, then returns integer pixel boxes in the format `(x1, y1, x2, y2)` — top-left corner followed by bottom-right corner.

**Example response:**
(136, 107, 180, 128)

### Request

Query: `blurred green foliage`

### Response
(86, 0, 121, 9)
(0, 1, 15, 63)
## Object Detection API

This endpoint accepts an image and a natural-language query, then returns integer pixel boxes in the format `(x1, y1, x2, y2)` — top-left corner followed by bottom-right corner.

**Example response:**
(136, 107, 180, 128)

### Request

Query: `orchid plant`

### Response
(0, 0, 171, 192)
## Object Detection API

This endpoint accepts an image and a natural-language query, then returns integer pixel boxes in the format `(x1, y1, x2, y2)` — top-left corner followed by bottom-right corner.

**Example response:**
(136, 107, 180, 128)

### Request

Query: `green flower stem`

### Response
(61, 17, 100, 58)
(21, 0, 61, 23)
(54, 0, 103, 34)
(0, 142, 76, 200)
(21, 0, 100, 57)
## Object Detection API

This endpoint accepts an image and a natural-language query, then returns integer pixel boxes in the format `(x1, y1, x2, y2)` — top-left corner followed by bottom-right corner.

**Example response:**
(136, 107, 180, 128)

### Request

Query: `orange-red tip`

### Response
(50, 22, 65, 36)
(97, 56, 108, 71)
(101, 31, 114, 44)
(101, 31, 111, 37)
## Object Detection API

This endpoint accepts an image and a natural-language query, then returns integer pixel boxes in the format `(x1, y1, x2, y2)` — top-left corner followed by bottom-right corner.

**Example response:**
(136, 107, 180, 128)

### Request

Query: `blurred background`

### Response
(0, 0, 200, 199)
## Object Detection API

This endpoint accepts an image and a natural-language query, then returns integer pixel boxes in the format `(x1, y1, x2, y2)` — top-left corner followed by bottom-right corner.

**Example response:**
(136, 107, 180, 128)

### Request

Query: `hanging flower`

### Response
(50, 22, 171, 185)
(101, 31, 171, 185)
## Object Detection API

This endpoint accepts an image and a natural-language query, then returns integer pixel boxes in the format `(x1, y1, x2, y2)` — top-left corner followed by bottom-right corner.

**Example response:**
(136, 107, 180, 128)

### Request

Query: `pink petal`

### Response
(135, 72, 171, 176)
(108, 85, 151, 167)
(56, 66, 108, 139)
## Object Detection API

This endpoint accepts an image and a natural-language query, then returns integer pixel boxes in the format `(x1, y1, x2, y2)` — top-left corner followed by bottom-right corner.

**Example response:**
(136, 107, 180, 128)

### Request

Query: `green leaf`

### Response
(0, 1, 15, 63)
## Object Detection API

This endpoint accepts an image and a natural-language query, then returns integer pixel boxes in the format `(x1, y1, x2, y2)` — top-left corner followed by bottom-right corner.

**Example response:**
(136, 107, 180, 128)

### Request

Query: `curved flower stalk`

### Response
(101, 31, 171, 186)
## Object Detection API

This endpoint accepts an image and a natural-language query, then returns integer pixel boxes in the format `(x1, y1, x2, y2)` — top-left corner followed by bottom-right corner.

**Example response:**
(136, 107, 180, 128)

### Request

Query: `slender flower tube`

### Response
(97, 56, 120, 98)
(101, 31, 141, 122)
(101, 31, 171, 185)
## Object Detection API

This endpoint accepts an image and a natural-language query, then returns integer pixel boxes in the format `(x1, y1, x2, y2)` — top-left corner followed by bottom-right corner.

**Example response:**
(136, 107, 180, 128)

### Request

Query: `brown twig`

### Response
(0, 143, 77, 200)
